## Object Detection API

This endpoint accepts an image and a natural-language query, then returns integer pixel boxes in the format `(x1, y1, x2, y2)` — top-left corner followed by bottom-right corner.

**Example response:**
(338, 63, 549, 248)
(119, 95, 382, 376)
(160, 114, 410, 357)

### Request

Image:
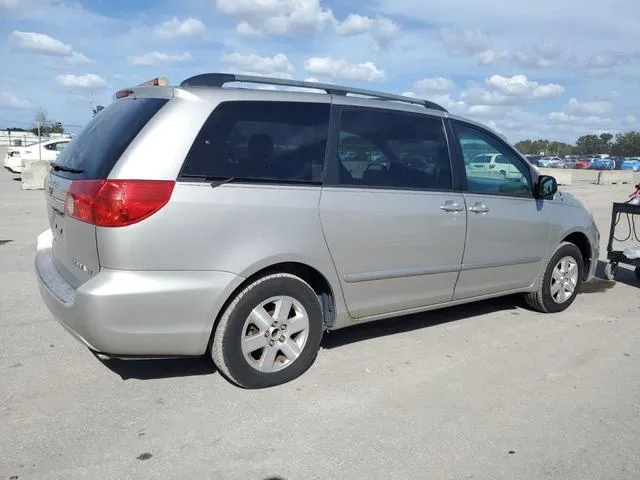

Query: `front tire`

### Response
(212, 273, 324, 389)
(525, 242, 584, 313)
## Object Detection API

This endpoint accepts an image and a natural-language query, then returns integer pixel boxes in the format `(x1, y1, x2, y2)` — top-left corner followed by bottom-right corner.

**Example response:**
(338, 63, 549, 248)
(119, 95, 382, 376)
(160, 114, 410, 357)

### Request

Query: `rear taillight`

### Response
(65, 180, 175, 227)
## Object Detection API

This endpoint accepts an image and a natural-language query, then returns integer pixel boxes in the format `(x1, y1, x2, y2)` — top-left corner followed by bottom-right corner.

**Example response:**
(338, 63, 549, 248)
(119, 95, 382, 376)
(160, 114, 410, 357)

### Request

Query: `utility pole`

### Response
(37, 120, 42, 162)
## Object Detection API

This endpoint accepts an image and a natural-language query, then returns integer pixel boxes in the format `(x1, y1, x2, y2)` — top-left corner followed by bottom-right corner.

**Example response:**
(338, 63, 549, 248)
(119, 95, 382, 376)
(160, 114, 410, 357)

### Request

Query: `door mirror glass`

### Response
(537, 175, 557, 199)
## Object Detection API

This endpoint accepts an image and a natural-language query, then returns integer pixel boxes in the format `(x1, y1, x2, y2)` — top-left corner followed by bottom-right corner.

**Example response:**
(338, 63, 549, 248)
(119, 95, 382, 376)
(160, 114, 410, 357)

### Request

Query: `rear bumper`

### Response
(35, 229, 244, 356)
(3, 154, 21, 173)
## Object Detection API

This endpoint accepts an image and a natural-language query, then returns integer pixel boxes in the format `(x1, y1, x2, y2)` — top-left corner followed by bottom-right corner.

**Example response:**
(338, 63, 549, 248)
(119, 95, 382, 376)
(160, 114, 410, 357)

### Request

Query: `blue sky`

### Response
(1, 0, 639, 142)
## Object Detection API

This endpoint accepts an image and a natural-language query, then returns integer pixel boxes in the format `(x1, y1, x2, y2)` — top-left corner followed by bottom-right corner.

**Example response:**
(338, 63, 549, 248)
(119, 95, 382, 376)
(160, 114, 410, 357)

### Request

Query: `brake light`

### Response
(65, 180, 175, 227)
(116, 89, 133, 99)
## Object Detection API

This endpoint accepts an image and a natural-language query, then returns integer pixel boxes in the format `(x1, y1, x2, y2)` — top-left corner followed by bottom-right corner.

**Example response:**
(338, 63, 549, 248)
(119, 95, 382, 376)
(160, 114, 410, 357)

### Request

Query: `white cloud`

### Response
(334, 14, 373, 36)
(10, 30, 72, 56)
(485, 74, 564, 99)
(236, 21, 260, 36)
(334, 14, 400, 47)
(130, 51, 192, 66)
(512, 45, 564, 68)
(221, 52, 294, 77)
(215, 0, 334, 37)
(9, 30, 92, 65)
(304, 57, 385, 82)
(154, 17, 205, 38)
(564, 98, 612, 116)
(476, 49, 509, 65)
(55, 73, 108, 89)
(624, 115, 638, 126)
(440, 27, 490, 56)
(413, 77, 454, 93)
(0, 92, 32, 109)
(547, 111, 613, 127)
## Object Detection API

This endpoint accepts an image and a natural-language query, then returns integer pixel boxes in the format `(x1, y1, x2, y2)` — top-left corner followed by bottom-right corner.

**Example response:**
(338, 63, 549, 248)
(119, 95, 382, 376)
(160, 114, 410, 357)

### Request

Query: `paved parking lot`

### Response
(1, 156, 639, 480)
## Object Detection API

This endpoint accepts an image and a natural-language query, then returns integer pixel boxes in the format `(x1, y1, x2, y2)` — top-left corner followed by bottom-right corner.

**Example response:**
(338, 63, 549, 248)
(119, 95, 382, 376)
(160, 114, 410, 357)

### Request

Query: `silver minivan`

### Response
(36, 73, 600, 388)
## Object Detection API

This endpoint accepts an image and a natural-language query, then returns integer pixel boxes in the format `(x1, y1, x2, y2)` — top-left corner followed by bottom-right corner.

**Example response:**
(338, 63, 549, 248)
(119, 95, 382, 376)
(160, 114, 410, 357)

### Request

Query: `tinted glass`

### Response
(181, 101, 330, 183)
(454, 123, 532, 197)
(336, 107, 451, 190)
(52, 97, 168, 179)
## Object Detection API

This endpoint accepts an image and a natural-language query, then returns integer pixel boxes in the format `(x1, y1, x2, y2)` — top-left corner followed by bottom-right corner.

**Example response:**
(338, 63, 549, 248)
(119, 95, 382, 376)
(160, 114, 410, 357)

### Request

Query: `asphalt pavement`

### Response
(1, 158, 639, 480)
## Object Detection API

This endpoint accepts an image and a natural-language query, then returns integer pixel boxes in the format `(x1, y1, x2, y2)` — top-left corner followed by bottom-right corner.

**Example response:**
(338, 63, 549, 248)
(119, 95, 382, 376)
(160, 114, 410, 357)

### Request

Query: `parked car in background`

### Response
(466, 152, 522, 178)
(538, 156, 561, 168)
(20, 139, 70, 164)
(589, 158, 615, 170)
(608, 156, 627, 169)
(34, 72, 601, 388)
(575, 158, 594, 169)
(556, 158, 577, 169)
(621, 159, 640, 171)
(3, 139, 70, 174)
(524, 155, 542, 166)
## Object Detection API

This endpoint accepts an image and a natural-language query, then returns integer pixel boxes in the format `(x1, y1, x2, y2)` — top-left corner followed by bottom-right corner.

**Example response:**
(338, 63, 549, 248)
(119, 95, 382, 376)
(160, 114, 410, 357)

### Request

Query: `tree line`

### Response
(515, 132, 640, 157)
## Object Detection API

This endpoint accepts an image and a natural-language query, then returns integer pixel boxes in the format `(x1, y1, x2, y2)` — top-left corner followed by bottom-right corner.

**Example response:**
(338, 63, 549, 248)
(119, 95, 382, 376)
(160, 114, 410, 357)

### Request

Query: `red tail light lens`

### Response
(65, 180, 175, 227)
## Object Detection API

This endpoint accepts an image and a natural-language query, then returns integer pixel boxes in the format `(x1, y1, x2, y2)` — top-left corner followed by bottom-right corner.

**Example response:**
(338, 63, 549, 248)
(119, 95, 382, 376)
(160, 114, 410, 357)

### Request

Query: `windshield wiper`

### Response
(210, 177, 236, 188)
(51, 163, 84, 174)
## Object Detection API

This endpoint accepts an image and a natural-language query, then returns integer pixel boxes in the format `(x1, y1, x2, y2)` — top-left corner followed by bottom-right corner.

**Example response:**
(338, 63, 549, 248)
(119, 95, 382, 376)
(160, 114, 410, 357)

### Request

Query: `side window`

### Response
(56, 142, 68, 152)
(454, 122, 532, 198)
(181, 101, 330, 183)
(336, 107, 452, 191)
(44, 143, 57, 151)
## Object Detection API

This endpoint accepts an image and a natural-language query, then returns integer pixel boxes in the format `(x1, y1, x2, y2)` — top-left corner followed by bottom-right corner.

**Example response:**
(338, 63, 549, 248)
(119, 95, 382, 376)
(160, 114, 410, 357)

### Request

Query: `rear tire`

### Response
(211, 273, 324, 389)
(525, 242, 584, 313)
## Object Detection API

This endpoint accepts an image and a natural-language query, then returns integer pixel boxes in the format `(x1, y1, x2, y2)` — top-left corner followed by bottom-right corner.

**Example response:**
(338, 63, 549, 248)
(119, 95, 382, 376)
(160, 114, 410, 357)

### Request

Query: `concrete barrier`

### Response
(596, 170, 636, 185)
(21, 159, 49, 190)
(538, 168, 572, 185)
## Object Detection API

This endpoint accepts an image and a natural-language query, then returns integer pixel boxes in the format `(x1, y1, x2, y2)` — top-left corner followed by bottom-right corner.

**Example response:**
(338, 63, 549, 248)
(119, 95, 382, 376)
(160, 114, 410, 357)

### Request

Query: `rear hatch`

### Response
(45, 95, 170, 288)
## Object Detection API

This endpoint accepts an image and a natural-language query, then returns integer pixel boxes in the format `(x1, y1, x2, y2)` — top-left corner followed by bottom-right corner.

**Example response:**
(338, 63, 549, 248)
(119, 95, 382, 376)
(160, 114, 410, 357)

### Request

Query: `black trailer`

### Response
(604, 201, 640, 281)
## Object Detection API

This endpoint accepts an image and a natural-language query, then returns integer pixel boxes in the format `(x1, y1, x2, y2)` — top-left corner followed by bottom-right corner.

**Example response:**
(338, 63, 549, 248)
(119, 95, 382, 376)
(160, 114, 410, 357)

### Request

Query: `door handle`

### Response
(440, 201, 464, 212)
(468, 202, 489, 214)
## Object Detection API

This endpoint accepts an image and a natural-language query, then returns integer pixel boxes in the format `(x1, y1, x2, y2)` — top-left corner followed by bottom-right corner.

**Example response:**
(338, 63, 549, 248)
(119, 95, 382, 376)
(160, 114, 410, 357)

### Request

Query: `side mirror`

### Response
(536, 175, 557, 199)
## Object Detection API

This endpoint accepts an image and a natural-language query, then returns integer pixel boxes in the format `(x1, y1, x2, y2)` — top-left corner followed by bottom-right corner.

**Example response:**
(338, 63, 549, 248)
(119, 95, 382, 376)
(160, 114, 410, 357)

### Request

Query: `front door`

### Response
(450, 121, 551, 300)
(319, 105, 467, 319)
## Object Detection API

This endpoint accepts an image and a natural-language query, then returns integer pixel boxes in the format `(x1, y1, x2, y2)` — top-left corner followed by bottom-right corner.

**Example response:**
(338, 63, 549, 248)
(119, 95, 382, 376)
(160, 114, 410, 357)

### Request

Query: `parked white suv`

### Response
(4, 139, 70, 173)
(466, 153, 522, 179)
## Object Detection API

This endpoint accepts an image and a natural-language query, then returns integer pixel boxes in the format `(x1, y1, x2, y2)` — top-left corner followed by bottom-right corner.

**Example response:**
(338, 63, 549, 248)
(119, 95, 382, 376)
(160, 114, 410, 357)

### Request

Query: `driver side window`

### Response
(455, 122, 532, 198)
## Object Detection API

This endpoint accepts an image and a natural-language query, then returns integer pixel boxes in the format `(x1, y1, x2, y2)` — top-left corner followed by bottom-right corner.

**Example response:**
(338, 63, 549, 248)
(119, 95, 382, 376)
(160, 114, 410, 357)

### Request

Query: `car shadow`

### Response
(322, 296, 519, 350)
(99, 355, 216, 381)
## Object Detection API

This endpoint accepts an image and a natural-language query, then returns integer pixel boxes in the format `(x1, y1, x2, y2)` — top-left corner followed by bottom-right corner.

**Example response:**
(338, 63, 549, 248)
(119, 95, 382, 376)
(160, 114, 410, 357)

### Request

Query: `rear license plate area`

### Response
(52, 212, 64, 242)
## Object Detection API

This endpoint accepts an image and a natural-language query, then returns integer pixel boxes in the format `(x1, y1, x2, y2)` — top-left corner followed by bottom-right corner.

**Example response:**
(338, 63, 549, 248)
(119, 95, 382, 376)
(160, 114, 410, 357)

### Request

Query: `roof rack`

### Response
(179, 73, 447, 112)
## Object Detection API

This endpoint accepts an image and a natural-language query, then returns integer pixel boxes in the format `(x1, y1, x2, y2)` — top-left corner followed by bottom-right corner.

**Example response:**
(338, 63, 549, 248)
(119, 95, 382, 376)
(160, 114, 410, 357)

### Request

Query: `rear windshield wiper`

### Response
(210, 177, 236, 188)
(51, 163, 84, 174)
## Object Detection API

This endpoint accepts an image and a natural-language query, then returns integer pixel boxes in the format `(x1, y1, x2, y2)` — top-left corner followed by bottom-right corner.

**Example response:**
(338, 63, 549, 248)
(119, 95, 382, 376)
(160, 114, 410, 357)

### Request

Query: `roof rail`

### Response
(179, 73, 447, 112)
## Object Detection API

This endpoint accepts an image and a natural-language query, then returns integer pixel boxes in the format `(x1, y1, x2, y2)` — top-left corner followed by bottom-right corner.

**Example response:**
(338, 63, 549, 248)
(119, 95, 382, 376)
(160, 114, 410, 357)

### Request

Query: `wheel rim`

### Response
(241, 295, 310, 373)
(550, 256, 579, 304)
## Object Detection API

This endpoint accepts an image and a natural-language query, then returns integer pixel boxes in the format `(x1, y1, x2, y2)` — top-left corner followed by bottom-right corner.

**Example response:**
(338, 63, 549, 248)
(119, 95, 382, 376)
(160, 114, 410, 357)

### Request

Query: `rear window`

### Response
(52, 97, 168, 179)
(180, 101, 330, 183)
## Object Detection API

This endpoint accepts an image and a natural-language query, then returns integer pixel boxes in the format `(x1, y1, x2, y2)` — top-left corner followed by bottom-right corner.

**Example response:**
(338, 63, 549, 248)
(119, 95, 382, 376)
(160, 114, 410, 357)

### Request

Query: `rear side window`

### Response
(52, 97, 168, 179)
(336, 107, 452, 191)
(180, 101, 330, 183)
